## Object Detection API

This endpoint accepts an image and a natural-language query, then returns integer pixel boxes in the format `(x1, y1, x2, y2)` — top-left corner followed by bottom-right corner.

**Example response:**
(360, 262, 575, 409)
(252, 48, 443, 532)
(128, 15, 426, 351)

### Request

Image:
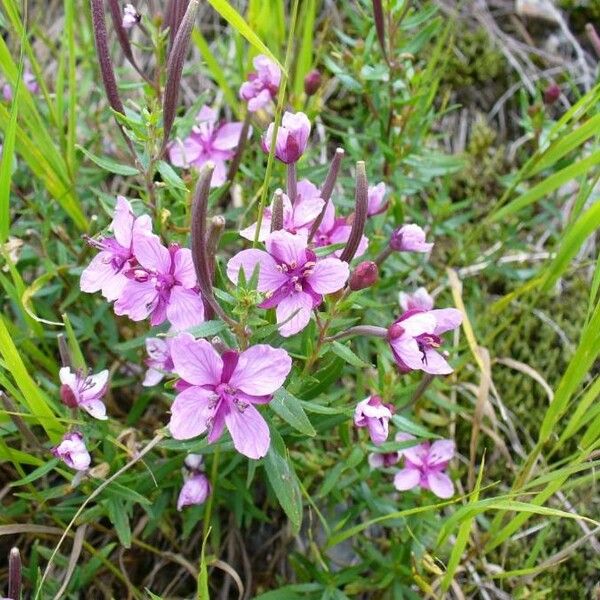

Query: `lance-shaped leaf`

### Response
(161, 0, 199, 152)
(340, 161, 368, 263)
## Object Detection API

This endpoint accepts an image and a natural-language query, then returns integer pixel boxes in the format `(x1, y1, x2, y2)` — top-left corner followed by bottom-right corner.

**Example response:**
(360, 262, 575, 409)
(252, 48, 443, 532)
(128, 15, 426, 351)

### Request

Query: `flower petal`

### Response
(224, 403, 270, 459)
(421, 348, 453, 375)
(111, 196, 134, 248)
(166, 286, 205, 332)
(80, 252, 122, 299)
(172, 248, 197, 288)
(265, 230, 307, 267)
(393, 468, 420, 491)
(170, 333, 222, 386)
(399, 312, 436, 337)
(227, 249, 286, 293)
(168, 386, 214, 440)
(229, 345, 292, 396)
(432, 308, 463, 335)
(169, 136, 202, 168)
(114, 280, 158, 321)
(427, 471, 454, 498)
(212, 122, 244, 151)
(81, 399, 107, 420)
(306, 258, 349, 294)
(390, 338, 425, 371)
(428, 440, 455, 466)
(275, 291, 313, 337)
(133, 232, 171, 273)
(81, 370, 109, 401)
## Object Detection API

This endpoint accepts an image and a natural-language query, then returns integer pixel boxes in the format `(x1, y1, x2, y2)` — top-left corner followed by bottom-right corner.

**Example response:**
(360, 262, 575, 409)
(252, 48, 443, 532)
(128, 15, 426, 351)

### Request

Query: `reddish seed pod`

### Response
(304, 69, 322, 96)
(544, 83, 560, 105)
(349, 261, 378, 291)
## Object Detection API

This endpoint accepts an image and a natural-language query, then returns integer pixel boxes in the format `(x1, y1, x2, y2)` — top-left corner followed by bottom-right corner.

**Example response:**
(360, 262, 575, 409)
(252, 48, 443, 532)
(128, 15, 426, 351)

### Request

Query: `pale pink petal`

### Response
(265, 230, 307, 267)
(247, 88, 272, 112)
(229, 345, 291, 396)
(421, 348, 453, 375)
(111, 196, 134, 247)
(80, 252, 119, 296)
(81, 399, 107, 420)
(170, 334, 222, 386)
(390, 338, 425, 371)
(166, 286, 205, 331)
(172, 248, 197, 288)
(114, 280, 158, 321)
(319, 202, 335, 233)
(306, 258, 349, 294)
(393, 468, 420, 491)
(80, 370, 109, 401)
(402, 442, 429, 467)
(427, 471, 454, 498)
(399, 312, 436, 337)
(428, 440, 455, 466)
(227, 249, 286, 293)
(432, 308, 463, 335)
(224, 404, 270, 459)
(169, 136, 202, 168)
(177, 473, 211, 510)
(239, 217, 272, 242)
(196, 105, 217, 126)
(293, 196, 324, 229)
(212, 122, 244, 151)
(133, 213, 152, 235)
(168, 386, 214, 439)
(143, 368, 164, 387)
(275, 291, 313, 337)
(59, 367, 77, 389)
(296, 179, 320, 202)
(133, 233, 171, 273)
(210, 160, 228, 187)
(368, 453, 384, 469)
(101, 271, 128, 302)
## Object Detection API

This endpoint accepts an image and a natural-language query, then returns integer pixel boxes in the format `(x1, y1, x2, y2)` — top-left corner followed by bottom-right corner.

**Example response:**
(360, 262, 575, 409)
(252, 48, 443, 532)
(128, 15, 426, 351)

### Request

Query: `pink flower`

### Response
(368, 451, 401, 469)
(240, 179, 324, 242)
(59, 367, 109, 420)
(390, 224, 433, 253)
(239, 55, 281, 112)
(122, 3, 140, 28)
(354, 396, 393, 445)
(388, 308, 462, 375)
(227, 230, 349, 337)
(168, 333, 292, 459)
(80, 196, 152, 301)
(168, 106, 248, 187)
(143, 337, 174, 386)
(2, 69, 38, 101)
(313, 202, 368, 259)
(393, 434, 455, 499)
(52, 432, 91, 471)
(263, 111, 311, 164)
(114, 232, 205, 331)
(367, 182, 387, 216)
(177, 472, 211, 510)
(399, 287, 434, 312)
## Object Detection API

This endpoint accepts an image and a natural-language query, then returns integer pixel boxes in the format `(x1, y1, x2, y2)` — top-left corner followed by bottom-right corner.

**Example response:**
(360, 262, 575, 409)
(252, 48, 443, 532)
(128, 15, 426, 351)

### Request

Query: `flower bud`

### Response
(389, 224, 433, 253)
(122, 3, 140, 29)
(52, 432, 91, 471)
(177, 472, 211, 510)
(263, 111, 311, 164)
(348, 261, 378, 291)
(543, 83, 560, 105)
(304, 69, 321, 96)
(387, 322, 405, 340)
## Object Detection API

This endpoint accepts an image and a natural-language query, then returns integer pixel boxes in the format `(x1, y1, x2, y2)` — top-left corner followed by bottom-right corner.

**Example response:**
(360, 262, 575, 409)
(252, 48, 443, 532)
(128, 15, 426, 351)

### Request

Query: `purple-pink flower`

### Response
(143, 337, 174, 387)
(367, 182, 387, 216)
(59, 367, 109, 420)
(227, 230, 349, 337)
(313, 202, 368, 258)
(390, 224, 433, 253)
(393, 434, 455, 499)
(388, 308, 462, 375)
(177, 472, 211, 511)
(263, 111, 311, 164)
(240, 179, 324, 242)
(114, 232, 205, 331)
(2, 69, 38, 102)
(354, 395, 393, 445)
(122, 3, 140, 28)
(168, 333, 292, 459)
(399, 287, 434, 312)
(239, 55, 281, 113)
(168, 106, 248, 187)
(80, 196, 152, 301)
(52, 432, 91, 471)
(368, 451, 401, 469)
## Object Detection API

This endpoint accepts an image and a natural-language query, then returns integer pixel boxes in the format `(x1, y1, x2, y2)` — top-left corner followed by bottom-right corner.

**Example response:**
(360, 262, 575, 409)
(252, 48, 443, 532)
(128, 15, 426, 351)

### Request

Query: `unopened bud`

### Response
(387, 322, 405, 340)
(389, 224, 433, 253)
(349, 261, 378, 291)
(304, 69, 321, 96)
(543, 83, 560, 105)
(9, 547, 21, 600)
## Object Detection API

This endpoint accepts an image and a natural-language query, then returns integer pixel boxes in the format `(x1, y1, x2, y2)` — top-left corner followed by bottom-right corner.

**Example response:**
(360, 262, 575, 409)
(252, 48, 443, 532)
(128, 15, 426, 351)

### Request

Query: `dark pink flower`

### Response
(240, 179, 324, 242)
(390, 224, 433, 253)
(81, 196, 152, 301)
(399, 287, 434, 312)
(354, 395, 393, 445)
(263, 111, 311, 164)
(52, 432, 91, 471)
(393, 433, 455, 498)
(239, 54, 281, 112)
(168, 106, 248, 187)
(227, 230, 349, 337)
(114, 232, 205, 331)
(168, 333, 292, 459)
(59, 367, 109, 420)
(313, 202, 368, 259)
(388, 308, 462, 375)
(177, 472, 211, 510)
(143, 337, 174, 386)
(367, 182, 387, 216)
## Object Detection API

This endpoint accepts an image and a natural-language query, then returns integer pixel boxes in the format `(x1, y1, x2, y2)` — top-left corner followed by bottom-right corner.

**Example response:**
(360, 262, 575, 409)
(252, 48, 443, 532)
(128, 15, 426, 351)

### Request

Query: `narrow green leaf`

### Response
(106, 498, 132, 548)
(11, 459, 59, 487)
(331, 340, 370, 368)
(76, 144, 140, 176)
(271, 388, 316, 437)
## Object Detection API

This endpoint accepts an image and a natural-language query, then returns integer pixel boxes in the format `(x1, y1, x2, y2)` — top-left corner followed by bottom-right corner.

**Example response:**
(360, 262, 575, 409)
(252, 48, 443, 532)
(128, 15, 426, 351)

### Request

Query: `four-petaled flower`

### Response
(227, 230, 349, 337)
(59, 367, 109, 420)
(81, 196, 152, 301)
(390, 224, 433, 253)
(239, 55, 281, 113)
(388, 308, 462, 375)
(354, 395, 393, 445)
(393, 434, 455, 499)
(52, 432, 91, 471)
(263, 111, 311, 164)
(143, 337, 174, 387)
(114, 232, 205, 331)
(168, 333, 292, 459)
(169, 106, 248, 187)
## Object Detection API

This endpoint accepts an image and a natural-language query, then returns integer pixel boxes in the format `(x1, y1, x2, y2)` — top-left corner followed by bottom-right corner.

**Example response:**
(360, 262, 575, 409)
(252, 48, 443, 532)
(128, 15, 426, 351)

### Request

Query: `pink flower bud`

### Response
(387, 322, 405, 340)
(354, 395, 392, 446)
(304, 69, 321, 96)
(52, 432, 91, 471)
(122, 3, 140, 29)
(263, 111, 311, 164)
(543, 83, 560, 105)
(349, 261, 378, 291)
(177, 473, 211, 510)
(389, 224, 433, 253)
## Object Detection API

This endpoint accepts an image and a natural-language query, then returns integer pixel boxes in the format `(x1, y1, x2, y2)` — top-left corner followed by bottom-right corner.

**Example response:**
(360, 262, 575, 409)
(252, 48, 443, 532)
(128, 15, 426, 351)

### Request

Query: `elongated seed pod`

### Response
(340, 161, 368, 263)
(270, 189, 285, 232)
(8, 547, 21, 600)
(372, 0, 387, 62)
